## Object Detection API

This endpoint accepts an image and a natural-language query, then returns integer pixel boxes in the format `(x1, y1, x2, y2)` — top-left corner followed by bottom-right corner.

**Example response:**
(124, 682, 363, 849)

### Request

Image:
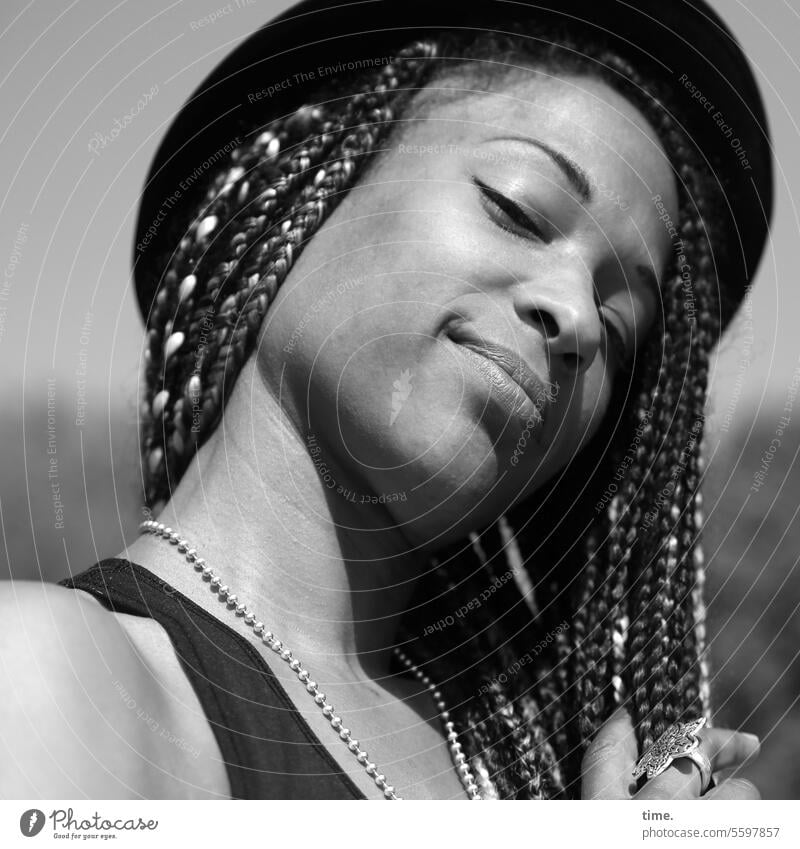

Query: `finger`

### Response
(713, 762, 759, 786)
(636, 754, 704, 800)
(699, 728, 760, 771)
(581, 706, 639, 799)
(703, 777, 761, 800)
(636, 729, 760, 800)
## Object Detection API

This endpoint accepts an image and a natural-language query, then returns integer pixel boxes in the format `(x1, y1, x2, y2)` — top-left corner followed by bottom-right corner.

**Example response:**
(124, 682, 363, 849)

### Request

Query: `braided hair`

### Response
(139, 20, 727, 799)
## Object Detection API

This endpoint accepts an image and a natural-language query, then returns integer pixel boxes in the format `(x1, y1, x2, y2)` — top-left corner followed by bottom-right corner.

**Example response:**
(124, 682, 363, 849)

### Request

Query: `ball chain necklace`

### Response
(139, 520, 481, 800)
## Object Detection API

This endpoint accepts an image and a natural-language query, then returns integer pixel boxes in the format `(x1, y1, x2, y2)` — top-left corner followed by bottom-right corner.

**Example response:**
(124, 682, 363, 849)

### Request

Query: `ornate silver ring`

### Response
(633, 716, 713, 794)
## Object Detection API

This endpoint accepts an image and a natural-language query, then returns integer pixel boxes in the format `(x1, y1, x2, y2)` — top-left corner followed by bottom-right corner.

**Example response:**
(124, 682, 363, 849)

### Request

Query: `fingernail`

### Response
(741, 732, 761, 753)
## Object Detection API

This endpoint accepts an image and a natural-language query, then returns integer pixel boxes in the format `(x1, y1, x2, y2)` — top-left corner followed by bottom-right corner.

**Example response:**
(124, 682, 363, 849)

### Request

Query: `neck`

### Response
(125, 358, 427, 684)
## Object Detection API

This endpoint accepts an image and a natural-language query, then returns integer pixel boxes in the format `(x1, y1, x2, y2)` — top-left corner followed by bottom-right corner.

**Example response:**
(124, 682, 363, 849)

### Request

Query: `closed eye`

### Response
(473, 177, 550, 243)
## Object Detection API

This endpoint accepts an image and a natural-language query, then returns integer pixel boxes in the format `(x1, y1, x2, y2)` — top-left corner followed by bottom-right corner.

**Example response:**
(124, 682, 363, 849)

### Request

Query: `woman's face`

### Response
(258, 69, 679, 550)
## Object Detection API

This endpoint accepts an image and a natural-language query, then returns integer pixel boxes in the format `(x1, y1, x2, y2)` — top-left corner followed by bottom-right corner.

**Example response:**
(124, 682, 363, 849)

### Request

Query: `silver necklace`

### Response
(139, 520, 481, 800)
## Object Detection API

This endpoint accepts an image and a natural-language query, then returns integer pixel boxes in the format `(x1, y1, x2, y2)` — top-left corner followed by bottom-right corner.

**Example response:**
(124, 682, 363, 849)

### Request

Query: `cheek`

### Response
(586, 361, 618, 425)
(554, 362, 617, 459)
(300, 296, 461, 466)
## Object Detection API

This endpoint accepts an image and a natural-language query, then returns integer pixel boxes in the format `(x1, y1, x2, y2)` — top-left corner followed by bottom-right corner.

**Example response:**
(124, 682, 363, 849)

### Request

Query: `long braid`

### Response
(666, 187, 717, 729)
(626, 198, 717, 751)
(141, 24, 728, 799)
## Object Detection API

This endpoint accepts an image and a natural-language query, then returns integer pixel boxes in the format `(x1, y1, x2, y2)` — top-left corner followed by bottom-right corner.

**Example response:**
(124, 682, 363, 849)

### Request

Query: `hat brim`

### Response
(133, 0, 773, 327)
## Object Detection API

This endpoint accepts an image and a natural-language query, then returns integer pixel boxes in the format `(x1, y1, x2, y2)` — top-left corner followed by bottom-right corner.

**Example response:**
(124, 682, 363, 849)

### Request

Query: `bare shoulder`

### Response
(0, 580, 210, 798)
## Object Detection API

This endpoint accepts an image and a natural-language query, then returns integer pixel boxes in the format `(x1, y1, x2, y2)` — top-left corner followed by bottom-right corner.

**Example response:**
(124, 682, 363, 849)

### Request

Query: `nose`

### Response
(513, 274, 602, 375)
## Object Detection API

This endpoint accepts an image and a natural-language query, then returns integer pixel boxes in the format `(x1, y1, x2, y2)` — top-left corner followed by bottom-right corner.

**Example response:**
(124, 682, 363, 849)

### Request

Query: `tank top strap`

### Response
(57, 558, 364, 800)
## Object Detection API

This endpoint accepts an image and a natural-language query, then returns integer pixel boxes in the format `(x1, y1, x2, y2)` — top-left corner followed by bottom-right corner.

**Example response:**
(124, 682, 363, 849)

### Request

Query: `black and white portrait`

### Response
(1, 1, 797, 838)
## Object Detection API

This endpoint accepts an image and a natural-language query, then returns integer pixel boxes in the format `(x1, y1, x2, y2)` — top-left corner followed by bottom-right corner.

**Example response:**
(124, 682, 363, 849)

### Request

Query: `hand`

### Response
(581, 707, 761, 799)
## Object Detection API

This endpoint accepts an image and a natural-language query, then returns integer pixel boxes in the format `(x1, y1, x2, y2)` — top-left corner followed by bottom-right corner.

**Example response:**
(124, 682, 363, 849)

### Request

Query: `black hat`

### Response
(133, 0, 773, 326)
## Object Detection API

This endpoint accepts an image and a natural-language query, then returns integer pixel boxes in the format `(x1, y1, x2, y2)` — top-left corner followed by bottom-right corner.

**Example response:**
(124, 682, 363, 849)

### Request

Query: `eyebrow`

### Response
(489, 135, 593, 203)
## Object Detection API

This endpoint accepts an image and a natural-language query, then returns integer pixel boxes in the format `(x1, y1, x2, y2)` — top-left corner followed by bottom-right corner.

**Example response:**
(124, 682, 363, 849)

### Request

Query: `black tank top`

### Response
(57, 558, 365, 800)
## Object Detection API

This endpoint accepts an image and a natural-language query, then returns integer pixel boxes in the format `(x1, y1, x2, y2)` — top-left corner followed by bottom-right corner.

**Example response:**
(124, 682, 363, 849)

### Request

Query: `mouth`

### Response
(446, 324, 555, 432)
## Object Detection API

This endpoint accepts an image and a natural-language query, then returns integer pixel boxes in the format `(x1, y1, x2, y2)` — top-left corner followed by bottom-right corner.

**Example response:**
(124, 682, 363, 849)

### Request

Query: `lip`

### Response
(447, 325, 553, 430)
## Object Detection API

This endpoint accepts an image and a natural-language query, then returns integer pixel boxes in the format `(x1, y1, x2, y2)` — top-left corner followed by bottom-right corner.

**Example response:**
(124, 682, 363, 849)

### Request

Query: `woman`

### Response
(2, 1, 772, 800)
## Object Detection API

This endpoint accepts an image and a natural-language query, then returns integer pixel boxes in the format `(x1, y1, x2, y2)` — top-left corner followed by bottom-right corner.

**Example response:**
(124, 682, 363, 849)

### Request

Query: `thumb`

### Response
(581, 706, 639, 799)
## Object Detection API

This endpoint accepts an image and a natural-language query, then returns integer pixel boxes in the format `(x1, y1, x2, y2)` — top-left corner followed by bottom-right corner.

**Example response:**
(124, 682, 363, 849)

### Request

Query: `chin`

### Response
(371, 446, 540, 550)
(332, 385, 565, 536)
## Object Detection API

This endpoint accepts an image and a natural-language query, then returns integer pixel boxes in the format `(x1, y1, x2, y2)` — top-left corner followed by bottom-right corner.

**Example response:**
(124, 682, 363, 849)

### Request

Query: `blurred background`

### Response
(0, 0, 798, 798)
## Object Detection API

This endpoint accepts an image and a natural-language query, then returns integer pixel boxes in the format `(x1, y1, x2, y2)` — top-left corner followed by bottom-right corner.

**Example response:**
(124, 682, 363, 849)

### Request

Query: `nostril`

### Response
(532, 308, 559, 339)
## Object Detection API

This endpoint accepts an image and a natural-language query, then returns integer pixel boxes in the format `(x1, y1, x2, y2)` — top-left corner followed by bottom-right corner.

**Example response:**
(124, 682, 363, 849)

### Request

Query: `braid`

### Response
(625, 207, 716, 752)
(470, 680, 561, 799)
(141, 42, 439, 506)
(141, 22, 727, 799)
